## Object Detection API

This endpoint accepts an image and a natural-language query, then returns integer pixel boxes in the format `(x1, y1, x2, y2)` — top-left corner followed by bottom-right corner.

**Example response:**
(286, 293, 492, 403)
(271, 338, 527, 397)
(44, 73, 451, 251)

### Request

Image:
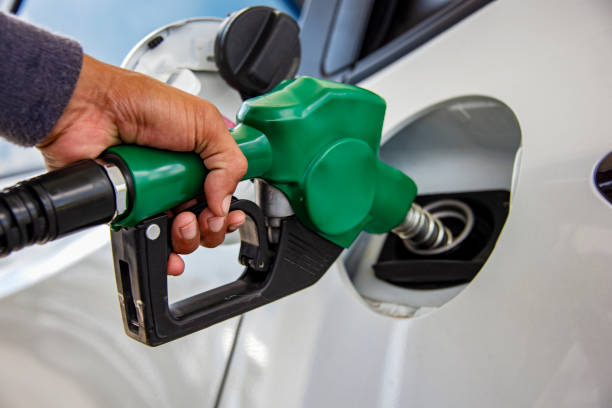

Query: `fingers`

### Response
(171, 211, 200, 254)
(167, 253, 185, 276)
(168, 208, 245, 275)
(227, 210, 246, 232)
(105, 64, 247, 218)
(202, 159, 247, 219)
(198, 207, 227, 247)
(199, 106, 248, 218)
(198, 208, 245, 248)
(95, 63, 249, 271)
(168, 213, 192, 276)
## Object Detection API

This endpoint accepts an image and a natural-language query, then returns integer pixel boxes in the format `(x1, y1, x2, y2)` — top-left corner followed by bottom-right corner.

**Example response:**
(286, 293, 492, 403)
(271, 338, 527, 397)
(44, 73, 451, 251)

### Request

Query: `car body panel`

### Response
(0, 244, 244, 407)
(2, 0, 612, 406)
(218, 0, 612, 406)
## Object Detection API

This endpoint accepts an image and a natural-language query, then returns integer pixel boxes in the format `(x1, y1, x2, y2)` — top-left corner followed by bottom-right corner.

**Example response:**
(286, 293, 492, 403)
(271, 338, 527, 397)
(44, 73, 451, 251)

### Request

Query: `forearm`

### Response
(0, 12, 82, 146)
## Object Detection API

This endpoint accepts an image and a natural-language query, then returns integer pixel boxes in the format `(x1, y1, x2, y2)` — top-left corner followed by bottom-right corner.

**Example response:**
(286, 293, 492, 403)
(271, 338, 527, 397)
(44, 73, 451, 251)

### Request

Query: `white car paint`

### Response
(218, 1, 612, 407)
(2, 1, 611, 407)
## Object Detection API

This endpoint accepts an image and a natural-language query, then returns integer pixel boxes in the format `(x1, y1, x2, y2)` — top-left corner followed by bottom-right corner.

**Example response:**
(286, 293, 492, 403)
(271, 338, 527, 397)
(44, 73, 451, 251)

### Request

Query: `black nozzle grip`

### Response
(110, 198, 342, 346)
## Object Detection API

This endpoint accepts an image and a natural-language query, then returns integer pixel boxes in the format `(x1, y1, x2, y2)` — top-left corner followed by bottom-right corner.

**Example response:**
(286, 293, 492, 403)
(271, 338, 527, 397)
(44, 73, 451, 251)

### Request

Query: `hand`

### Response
(37, 55, 247, 275)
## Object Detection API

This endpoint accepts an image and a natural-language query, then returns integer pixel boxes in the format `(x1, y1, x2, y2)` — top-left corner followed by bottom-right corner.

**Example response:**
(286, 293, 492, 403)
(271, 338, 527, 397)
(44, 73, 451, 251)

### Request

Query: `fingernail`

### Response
(222, 195, 232, 215)
(180, 223, 197, 240)
(228, 224, 240, 232)
(209, 216, 225, 232)
(236, 213, 246, 225)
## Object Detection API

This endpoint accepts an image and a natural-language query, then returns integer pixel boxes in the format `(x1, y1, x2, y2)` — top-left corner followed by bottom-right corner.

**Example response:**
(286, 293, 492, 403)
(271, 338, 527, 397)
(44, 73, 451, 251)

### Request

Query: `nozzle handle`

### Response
(105, 124, 272, 229)
(111, 195, 340, 346)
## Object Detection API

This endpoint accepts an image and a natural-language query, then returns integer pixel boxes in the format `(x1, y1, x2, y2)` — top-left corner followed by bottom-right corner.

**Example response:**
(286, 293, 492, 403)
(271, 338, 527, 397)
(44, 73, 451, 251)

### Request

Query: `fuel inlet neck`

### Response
(0, 160, 120, 257)
(392, 200, 475, 256)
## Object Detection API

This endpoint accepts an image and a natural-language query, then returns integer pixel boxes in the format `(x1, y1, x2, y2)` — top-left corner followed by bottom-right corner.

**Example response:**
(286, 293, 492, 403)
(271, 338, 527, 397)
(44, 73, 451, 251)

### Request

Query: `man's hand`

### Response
(37, 55, 247, 275)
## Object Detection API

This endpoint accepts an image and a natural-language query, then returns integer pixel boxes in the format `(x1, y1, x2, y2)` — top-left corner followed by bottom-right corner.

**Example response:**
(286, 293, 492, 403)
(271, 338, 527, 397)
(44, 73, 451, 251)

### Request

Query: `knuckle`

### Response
(234, 154, 248, 177)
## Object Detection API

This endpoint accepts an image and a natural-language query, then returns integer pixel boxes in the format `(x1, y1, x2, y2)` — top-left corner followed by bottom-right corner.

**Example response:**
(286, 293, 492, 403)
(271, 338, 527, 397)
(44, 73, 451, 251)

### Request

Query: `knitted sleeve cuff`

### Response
(0, 12, 83, 146)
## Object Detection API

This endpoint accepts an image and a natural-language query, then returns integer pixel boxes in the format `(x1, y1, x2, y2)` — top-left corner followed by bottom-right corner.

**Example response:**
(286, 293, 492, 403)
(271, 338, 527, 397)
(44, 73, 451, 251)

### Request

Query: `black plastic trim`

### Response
(346, 0, 494, 83)
(374, 190, 509, 289)
(111, 200, 342, 346)
(595, 151, 612, 205)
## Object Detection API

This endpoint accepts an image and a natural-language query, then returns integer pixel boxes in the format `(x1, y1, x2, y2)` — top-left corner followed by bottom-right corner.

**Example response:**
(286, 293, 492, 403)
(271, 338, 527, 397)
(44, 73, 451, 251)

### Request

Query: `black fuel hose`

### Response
(0, 160, 116, 257)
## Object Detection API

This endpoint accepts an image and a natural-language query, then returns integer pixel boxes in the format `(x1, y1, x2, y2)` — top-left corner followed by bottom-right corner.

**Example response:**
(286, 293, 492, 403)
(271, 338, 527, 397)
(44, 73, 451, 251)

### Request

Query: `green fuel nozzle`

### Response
(104, 76, 417, 248)
(0, 77, 423, 346)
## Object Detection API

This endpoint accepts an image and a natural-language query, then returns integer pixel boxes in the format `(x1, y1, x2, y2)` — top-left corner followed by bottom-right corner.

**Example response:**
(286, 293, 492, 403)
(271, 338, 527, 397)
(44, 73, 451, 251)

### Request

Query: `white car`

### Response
(1, 0, 611, 407)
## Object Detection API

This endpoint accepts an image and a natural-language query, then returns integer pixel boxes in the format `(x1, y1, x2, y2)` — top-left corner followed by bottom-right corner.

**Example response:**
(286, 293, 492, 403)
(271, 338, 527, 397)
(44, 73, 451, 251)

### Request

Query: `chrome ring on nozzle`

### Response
(97, 160, 129, 220)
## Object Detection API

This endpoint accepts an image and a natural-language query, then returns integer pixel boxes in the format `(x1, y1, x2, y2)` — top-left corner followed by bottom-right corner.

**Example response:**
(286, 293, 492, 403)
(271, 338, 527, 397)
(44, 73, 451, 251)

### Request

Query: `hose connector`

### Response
(0, 160, 117, 257)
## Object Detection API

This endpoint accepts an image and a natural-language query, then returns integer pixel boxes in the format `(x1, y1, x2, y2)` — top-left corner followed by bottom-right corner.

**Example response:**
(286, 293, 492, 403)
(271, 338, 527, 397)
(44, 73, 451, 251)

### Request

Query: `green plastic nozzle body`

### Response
(107, 77, 417, 248)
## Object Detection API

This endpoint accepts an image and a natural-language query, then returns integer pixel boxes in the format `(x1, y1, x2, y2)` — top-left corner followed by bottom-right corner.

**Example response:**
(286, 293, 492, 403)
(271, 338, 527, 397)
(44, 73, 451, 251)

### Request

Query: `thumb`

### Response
(197, 108, 247, 217)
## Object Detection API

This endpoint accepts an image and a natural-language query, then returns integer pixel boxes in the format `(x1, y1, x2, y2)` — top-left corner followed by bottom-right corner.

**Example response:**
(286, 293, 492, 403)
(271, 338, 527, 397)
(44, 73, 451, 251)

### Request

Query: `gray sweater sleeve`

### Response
(0, 12, 83, 146)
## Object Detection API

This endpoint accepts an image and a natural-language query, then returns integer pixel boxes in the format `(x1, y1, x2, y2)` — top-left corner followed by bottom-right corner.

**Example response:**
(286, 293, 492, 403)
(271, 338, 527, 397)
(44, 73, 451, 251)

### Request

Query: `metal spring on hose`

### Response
(392, 199, 475, 256)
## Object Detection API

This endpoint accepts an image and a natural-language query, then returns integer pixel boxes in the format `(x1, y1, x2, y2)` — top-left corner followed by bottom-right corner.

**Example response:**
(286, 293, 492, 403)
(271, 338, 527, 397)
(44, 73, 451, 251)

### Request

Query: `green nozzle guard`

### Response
(105, 124, 271, 229)
(107, 77, 417, 248)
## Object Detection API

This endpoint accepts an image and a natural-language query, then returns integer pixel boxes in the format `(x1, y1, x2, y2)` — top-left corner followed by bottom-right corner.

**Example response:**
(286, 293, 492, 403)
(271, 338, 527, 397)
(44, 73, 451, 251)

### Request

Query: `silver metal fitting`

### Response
(393, 199, 475, 256)
(254, 179, 294, 244)
(146, 224, 161, 241)
(97, 161, 129, 219)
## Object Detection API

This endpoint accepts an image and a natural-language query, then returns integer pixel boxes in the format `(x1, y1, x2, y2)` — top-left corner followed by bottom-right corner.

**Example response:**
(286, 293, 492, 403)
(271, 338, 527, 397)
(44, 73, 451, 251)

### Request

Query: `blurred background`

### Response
(0, 0, 301, 178)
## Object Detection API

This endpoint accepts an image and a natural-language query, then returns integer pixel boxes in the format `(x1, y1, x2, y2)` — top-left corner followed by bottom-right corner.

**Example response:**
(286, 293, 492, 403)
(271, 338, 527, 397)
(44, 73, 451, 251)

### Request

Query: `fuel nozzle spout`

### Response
(0, 160, 119, 257)
(392, 200, 475, 256)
